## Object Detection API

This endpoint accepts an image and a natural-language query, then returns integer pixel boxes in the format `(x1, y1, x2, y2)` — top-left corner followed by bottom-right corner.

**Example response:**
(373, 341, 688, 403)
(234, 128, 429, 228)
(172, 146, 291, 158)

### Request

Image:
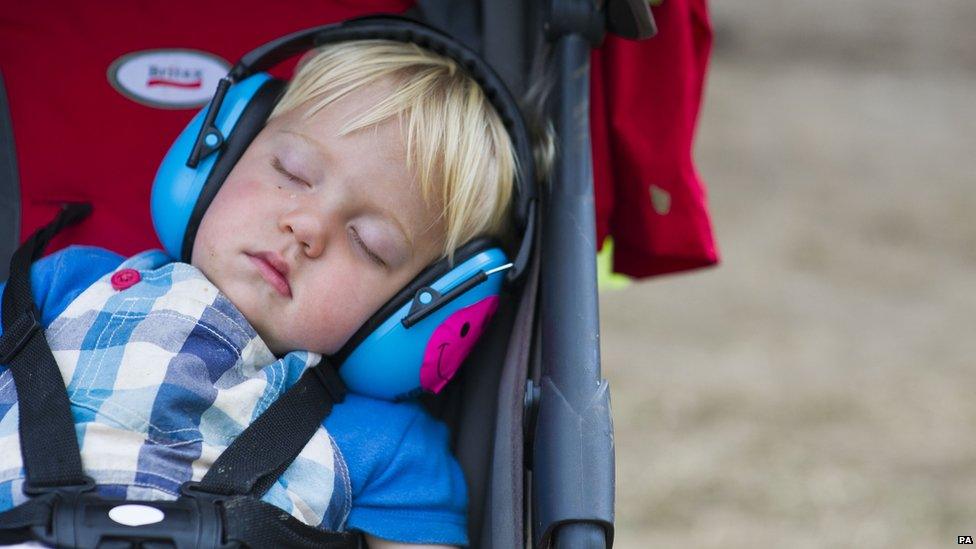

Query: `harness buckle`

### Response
(27, 486, 234, 549)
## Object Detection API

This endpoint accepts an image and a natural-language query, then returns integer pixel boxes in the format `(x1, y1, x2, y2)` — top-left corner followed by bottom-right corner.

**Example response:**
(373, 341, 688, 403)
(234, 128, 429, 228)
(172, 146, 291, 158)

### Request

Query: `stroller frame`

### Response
(0, 1, 657, 546)
(421, 1, 656, 546)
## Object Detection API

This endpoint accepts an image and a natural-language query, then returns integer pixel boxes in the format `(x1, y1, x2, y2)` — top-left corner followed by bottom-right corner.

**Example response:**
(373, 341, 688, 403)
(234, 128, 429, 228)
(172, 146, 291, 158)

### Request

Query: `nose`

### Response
(279, 206, 328, 258)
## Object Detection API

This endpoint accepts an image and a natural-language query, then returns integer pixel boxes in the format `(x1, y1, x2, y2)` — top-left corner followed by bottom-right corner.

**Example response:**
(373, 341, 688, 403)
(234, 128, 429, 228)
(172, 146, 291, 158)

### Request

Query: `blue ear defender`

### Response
(149, 16, 537, 401)
(338, 246, 510, 401)
(151, 73, 282, 261)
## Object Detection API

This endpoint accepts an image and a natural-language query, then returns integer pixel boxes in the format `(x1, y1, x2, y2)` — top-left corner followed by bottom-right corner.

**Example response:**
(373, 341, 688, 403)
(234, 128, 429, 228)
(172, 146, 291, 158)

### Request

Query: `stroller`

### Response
(0, 1, 714, 546)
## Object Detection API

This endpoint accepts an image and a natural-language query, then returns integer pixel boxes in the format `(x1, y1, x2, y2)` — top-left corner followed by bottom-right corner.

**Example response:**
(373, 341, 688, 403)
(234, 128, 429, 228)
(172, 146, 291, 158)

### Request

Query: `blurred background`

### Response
(603, 1, 976, 547)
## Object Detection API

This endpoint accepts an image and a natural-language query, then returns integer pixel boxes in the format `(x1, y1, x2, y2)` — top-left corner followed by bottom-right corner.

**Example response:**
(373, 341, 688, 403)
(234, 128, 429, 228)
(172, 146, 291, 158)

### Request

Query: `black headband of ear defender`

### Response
(188, 15, 537, 283)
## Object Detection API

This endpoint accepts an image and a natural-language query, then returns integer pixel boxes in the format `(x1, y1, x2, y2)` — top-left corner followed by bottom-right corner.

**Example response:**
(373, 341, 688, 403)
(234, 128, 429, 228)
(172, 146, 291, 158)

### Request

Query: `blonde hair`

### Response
(269, 40, 517, 262)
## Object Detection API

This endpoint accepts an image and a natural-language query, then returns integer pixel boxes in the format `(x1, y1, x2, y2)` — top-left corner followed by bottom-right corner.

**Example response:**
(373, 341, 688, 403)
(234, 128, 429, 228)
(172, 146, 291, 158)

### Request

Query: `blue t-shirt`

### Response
(0, 246, 467, 545)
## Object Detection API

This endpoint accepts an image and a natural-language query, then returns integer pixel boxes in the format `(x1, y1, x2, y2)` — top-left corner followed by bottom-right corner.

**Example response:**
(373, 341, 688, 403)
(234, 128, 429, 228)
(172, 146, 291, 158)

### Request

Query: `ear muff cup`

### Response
(151, 74, 285, 262)
(180, 78, 286, 261)
(334, 240, 509, 401)
(332, 237, 500, 365)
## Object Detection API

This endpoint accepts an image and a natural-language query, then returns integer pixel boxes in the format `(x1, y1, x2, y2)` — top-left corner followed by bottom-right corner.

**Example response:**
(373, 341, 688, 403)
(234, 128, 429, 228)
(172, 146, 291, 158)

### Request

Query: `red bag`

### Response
(591, 0, 719, 277)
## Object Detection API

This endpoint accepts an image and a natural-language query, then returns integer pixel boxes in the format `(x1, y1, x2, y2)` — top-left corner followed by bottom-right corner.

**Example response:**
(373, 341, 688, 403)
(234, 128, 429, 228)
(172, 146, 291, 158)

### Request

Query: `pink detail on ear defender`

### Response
(420, 296, 500, 394)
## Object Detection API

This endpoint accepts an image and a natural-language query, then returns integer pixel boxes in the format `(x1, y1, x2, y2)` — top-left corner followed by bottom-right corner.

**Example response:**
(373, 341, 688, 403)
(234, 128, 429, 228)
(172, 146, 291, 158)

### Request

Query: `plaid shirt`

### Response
(0, 250, 352, 531)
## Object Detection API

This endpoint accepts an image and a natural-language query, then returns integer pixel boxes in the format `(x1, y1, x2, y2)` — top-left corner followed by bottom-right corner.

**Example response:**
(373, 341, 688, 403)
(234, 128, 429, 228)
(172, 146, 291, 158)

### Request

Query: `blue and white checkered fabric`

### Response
(0, 250, 352, 531)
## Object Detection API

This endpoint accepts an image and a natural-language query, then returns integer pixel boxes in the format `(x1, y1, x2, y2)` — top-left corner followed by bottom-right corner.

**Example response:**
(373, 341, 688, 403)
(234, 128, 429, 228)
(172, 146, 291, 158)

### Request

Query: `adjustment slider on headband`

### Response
(402, 263, 513, 328)
(186, 78, 232, 168)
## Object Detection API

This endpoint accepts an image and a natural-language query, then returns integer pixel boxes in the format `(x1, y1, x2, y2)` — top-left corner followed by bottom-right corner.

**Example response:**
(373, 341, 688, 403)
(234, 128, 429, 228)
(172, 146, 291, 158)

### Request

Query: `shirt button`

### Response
(111, 268, 141, 291)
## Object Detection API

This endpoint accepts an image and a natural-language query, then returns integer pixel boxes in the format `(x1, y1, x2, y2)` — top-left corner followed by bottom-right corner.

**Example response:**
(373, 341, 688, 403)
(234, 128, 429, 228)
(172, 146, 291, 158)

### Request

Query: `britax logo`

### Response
(108, 49, 230, 109)
(147, 65, 204, 89)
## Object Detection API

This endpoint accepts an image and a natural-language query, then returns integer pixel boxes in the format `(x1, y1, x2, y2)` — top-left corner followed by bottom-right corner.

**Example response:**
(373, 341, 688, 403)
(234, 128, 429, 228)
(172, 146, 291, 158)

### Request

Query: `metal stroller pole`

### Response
(533, 1, 614, 546)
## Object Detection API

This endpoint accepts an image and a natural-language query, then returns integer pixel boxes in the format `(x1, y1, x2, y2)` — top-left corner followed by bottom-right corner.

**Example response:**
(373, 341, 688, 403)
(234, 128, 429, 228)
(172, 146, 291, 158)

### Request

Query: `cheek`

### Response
(286, 303, 364, 356)
(211, 176, 268, 220)
(192, 178, 271, 289)
(191, 207, 220, 268)
(288, 267, 392, 354)
(195, 178, 265, 242)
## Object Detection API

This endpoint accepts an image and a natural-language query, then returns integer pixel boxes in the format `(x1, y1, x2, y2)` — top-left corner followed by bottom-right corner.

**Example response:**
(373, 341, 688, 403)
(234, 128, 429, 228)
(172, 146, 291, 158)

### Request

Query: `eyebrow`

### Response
(278, 129, 319, 150)
(275, 129, 414, 254)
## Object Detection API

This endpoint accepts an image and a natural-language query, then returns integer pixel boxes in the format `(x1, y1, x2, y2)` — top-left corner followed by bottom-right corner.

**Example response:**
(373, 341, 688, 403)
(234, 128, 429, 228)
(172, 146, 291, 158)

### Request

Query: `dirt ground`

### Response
(603, 2, 976, 547)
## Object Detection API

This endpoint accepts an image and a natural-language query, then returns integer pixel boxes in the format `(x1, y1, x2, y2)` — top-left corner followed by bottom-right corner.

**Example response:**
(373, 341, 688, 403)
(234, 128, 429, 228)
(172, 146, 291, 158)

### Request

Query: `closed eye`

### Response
(350, 228, 387, 269)
(271, 156, 311, 187)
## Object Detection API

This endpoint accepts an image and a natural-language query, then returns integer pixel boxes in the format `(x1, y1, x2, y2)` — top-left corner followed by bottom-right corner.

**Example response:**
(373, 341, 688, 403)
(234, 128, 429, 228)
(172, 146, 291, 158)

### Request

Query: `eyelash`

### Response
(350, 228, 387, 268)
(271, 157, 310, 187)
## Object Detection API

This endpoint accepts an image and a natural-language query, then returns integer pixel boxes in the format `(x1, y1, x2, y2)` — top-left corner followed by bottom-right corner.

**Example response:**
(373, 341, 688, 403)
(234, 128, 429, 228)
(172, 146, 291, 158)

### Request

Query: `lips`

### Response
(247, 252, 292, 298)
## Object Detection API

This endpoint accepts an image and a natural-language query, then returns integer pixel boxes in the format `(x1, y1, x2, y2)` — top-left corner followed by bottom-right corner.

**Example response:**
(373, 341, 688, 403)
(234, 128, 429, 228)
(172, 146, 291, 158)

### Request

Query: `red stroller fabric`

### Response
(0, 0, 411, 257)
(1, 0, 716, 279)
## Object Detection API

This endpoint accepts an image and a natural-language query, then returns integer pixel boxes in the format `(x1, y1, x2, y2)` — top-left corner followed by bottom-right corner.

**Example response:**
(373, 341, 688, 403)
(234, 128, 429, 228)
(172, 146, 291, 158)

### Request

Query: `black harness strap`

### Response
(185, 360, 360, 546)
(180, 353, 360, 548)
(0, 71, 20, 283)
(0, 205, 359, 548)
(0, 495, 54, 545)
(0, 203, 93, 493)
(193, 362, 349, 498)
(222, 496, 359, 548)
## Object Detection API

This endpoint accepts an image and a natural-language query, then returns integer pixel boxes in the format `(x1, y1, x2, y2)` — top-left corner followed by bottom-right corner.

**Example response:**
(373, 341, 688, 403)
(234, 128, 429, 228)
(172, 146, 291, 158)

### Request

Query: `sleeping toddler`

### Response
(0, 38, 517, 548)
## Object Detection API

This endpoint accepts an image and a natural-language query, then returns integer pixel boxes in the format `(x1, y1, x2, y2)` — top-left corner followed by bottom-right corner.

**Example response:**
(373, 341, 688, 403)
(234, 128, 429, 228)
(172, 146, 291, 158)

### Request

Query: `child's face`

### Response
(192, 80, 445, 356)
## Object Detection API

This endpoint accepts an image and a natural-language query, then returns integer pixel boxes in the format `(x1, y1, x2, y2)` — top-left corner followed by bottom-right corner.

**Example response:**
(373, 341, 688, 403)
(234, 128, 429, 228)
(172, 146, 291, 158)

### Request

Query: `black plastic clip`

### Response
(186, 78, 232, 168)
(28, 482, 232, 549)
(401, 271, 489, 328)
